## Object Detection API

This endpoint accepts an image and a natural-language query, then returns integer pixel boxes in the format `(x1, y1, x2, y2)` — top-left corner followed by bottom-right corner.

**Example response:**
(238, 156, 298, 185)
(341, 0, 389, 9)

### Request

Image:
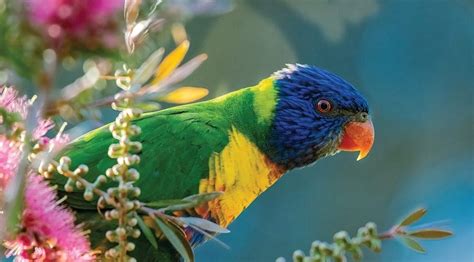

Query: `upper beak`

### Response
(337, 118, 374, 161)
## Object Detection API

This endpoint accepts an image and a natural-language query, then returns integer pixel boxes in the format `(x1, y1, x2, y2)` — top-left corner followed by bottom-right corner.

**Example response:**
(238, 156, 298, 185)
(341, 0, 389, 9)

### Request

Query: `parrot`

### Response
(51, 64, 375, 261)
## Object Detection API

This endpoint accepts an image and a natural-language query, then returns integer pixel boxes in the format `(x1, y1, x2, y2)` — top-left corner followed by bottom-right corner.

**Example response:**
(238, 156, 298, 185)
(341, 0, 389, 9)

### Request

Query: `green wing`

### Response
(51, 102, 232, 260)
(53, 102, 230, 207)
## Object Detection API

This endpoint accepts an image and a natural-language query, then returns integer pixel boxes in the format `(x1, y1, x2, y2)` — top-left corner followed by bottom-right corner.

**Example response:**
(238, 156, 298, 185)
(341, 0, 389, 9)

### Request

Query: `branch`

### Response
(277, 208, 453, 262)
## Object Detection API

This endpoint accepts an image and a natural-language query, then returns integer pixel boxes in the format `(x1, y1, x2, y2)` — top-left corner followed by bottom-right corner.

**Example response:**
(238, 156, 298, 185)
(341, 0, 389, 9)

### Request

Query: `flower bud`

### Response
(106, 230, 117, 242)
(310, 241, 321, 256)
(83, 190, 94, 201)
(130, 187, 141, 197)
(106, 168, 115, 177)
(110, 209, 119, 219)
(334, 231, 350, 246)
(75, 181, 85, 190)
(98, 196, 107, 209)
(105, 248, 118, 258)
(131, 229, 141, 238)
(76, 164, 89, 175)
(126, 242, 135, 251)
(128, 218, 138, 227)
(59, 156, 71, 166)
(318, 243, 333, 256)
(128, 142, 142, 153)
(366, 222, 377, 236)
(127, 169, 140, 181)
(125, 201, 135, 211)
(116, 227, 127, 238)
(64, 179, 75, 192)
(292, 250, 305, 262)
(96, 175, 107, 185)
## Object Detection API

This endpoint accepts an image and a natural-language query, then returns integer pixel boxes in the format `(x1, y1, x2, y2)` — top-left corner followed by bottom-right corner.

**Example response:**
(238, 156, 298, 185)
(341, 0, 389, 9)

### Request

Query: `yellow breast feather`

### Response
(198, 127, 284, 227)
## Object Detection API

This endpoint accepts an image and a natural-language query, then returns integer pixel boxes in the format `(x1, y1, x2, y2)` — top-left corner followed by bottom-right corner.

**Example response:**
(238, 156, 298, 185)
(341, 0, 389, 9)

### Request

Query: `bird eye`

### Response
(316, 99, 332, 113)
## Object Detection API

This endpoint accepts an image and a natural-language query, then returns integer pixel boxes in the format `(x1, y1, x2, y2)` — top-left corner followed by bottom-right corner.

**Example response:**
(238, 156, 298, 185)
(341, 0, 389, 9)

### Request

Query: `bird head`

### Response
(267, 64, 374, 169)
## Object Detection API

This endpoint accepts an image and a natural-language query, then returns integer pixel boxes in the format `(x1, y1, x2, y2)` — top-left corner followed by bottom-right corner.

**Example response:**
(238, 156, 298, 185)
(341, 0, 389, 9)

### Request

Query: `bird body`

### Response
(52, 64, 375, 260)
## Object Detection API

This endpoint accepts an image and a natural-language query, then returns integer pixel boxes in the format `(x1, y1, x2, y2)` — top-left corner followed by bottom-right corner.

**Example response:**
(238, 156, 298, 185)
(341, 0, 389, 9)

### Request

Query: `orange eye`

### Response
(316, 99, 332, 113)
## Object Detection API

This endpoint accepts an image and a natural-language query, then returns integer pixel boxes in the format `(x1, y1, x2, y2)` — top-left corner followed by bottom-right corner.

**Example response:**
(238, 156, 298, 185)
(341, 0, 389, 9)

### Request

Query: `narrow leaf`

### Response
(185, 223, 230, 249)
(147, 0, 162, 17)
(158, 54, 207, 88)
(183, 191, 223, 204)
(409, 229, 453, 239)
(5, 132, 33, 233)
(153, 40, 190, 84)
(171, 23, 188, 45)
(146, 199, 192, 209)
(134, 102, 161, 112)
(159, 87, 209, 104)
(163, 203, 199, 212)
(135, 214, 158, 249)
(132, 48, 164, 86)
(409, 220, 451, 231)
(161, 192, 223, 211)
(155, 216, 194, 262)
(399, 208, 427, 226)
(144, 54, 208, 95)
(179, 217, 230, 233)
(126, 18, 164, 53)
(400, 237, 425, 253)
(124, 0, 141, 26)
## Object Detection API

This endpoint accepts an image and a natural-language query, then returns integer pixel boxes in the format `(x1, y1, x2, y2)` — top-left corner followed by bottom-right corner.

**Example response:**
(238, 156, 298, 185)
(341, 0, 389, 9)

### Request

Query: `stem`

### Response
(378, 226, 400, 240)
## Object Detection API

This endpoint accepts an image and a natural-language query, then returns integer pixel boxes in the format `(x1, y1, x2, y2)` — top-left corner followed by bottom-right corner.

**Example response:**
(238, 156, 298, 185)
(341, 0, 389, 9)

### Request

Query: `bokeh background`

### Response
(182, 0, 473, 261)
(1, 0, 472, 261)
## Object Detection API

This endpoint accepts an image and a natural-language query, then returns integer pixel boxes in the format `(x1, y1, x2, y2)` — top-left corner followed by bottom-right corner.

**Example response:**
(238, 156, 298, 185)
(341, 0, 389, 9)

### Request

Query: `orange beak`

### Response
(337, 119, 374, 161)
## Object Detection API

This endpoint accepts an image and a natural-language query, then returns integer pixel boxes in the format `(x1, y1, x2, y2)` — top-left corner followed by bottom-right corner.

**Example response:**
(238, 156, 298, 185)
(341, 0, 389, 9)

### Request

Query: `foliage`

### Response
(277, 208, 452, 262)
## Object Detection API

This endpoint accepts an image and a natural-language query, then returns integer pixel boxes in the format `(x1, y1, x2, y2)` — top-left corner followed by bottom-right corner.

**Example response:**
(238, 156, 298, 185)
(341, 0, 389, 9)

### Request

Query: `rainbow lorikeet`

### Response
(52, 64, 374, 261)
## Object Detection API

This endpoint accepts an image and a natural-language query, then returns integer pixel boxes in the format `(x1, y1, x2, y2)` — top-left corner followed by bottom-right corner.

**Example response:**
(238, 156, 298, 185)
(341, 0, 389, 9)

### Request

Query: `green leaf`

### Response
(179, 217, 230, 233)
(400, 237, 425, 253)
(6, 184, 24, 233)
(135, 213, 158, 250)
(162, 202, 199, 212)
(5, 151, 30, 234)
(154, 216, 194, 262)
(162, 192, 223, 211)
(132, 48, 164, 87)
(399, 208, 427, 226)
(409, 229, 453, 239)
(134, 102, 161, 112)
(145, 199, 192, 209)
(183, 191, 223, 204)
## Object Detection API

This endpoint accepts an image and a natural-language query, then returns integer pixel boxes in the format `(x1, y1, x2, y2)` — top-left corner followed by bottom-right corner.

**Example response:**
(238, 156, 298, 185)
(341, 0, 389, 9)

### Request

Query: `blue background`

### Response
(180, 0, 474, 261)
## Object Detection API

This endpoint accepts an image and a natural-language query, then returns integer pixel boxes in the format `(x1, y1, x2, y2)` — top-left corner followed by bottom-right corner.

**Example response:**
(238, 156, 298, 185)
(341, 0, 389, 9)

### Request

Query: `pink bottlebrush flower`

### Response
(0, 86, 52, 139)
(25, 0, 123, 48)
(1, 86, 84, 259)
(0, 86, 69, 187)
(4, 174, 93, 261)
(1, 86, 83, 260)
(0, 87, 28, 188)
(0, 86, 29, 119)
(0, 136, 23, 188)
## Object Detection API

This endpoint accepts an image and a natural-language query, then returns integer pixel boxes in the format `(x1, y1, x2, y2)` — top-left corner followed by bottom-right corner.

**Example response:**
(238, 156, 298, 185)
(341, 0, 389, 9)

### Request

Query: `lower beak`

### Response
(337, 119, 375, 161)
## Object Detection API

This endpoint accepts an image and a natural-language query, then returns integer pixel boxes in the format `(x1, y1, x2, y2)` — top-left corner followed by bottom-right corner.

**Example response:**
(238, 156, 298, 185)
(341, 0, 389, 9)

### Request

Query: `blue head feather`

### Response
(267, 64, 370, 168)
